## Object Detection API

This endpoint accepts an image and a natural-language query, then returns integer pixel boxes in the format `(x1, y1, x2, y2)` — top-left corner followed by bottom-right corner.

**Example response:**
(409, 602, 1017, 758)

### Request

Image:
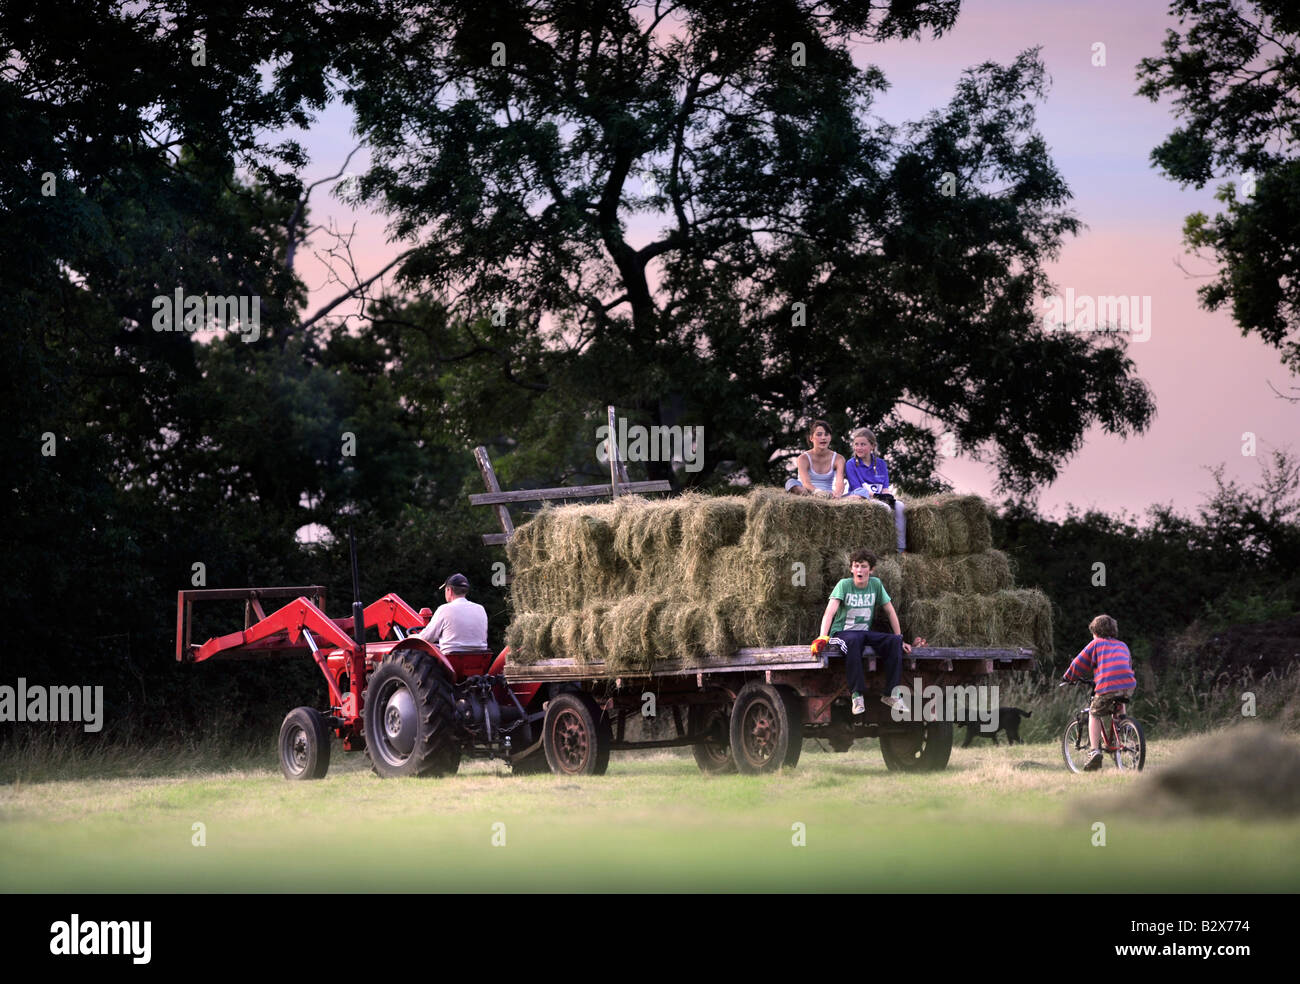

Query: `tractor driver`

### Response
(418, 573, 489, 653)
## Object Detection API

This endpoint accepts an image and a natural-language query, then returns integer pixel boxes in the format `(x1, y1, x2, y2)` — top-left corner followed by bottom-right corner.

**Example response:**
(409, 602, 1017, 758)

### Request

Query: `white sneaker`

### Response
(881, 695, 909, 716)
(851, 693, 866, 715)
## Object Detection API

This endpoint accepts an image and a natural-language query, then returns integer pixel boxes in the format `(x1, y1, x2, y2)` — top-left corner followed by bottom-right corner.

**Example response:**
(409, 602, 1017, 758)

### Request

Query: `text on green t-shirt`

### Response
(829, 576, 890, 634)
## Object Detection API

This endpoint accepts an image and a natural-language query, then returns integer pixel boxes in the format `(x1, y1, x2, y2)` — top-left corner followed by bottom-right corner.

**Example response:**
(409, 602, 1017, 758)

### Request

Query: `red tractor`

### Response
(175, 584, 547, 779)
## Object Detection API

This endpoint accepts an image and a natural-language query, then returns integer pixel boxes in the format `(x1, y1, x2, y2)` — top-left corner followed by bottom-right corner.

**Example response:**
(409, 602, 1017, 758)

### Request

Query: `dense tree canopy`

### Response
(1138, 0, 1300, 374)
(341, 0, 1153, 495)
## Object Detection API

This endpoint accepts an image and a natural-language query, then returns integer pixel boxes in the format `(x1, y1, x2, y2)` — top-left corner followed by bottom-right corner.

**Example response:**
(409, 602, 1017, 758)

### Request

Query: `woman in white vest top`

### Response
(784, 419, 846, 498)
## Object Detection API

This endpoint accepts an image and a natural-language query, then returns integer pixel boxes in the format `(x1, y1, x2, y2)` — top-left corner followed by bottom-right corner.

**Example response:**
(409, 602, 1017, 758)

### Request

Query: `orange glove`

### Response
(810, 635, 830, 655)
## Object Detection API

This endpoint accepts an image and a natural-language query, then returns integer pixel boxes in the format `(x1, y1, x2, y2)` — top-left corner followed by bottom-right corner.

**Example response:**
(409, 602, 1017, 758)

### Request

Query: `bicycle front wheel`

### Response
(1062, 719, 1090, 773)
(1114, 717, 1146, 771)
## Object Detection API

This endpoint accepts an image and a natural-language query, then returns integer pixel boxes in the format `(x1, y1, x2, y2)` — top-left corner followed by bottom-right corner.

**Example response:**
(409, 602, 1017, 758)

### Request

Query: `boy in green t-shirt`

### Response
(811, 548, 915, 715)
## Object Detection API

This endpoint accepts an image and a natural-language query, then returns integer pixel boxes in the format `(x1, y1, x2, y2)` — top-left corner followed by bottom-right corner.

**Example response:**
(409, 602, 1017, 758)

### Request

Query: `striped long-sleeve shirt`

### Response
(1064, 637, 1137, 694)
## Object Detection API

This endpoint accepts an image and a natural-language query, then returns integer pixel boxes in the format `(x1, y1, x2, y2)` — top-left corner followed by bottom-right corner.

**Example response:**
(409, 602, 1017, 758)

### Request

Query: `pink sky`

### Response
(287, 1, 1298, 520)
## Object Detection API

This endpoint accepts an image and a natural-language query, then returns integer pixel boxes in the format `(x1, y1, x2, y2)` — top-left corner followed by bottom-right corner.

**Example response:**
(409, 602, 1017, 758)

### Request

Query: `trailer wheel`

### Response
(543, 693, 612, 776)
(363, 650, 460, 778)
(879, 721, 954, 772)
(730, 682, 797, 775)
(278, 707, 331, 780)
(692, 706, 736, 774)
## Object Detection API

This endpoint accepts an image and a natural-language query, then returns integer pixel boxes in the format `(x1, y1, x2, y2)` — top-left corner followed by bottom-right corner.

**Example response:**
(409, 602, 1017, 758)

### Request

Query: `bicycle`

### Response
(1059, 682, 1146, 773)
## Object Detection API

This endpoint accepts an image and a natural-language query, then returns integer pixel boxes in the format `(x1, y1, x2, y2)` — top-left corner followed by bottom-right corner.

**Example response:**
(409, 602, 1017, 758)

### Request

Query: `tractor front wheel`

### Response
(278, 706, 331, 780)
(363, 649, 460, 778)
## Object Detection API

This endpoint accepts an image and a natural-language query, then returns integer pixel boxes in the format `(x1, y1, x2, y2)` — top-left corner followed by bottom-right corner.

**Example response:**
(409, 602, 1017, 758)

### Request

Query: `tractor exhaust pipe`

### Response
(349, 525, 366, 659)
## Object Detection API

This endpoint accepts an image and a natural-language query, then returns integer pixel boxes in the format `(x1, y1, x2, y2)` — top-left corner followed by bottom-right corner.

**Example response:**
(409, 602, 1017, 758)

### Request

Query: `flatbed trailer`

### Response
(506, 643, 1036, 774)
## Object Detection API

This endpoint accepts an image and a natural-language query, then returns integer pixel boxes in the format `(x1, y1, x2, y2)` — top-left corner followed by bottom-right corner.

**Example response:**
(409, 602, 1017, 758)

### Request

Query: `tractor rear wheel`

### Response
(279, 707, 331, 780)
(363, 649, 460, 778)
(542, 693, 612, 776)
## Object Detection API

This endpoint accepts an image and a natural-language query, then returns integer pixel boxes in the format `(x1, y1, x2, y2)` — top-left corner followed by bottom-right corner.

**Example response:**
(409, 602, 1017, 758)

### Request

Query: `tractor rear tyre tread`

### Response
(363, 649, 460, 778)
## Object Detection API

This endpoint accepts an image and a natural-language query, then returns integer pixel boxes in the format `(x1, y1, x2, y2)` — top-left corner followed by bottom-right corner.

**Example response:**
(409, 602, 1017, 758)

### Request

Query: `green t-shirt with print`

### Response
(829, 576, 890, 634)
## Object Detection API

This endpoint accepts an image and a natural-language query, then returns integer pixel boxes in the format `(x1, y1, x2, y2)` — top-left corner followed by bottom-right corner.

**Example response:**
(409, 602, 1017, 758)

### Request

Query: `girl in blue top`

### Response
(846, 426, 907, 550)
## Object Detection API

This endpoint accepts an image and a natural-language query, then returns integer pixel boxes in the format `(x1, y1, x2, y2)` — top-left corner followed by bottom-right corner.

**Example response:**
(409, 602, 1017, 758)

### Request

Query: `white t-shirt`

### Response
(418, 596, 489, 653)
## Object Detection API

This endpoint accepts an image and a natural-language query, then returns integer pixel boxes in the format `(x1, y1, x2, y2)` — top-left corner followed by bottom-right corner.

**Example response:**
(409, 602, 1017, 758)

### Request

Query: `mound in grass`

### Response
(1114, 727, 1300, 819)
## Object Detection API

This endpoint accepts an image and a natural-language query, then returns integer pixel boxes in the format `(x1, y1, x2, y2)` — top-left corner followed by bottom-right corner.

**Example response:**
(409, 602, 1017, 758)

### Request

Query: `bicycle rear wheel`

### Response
(1061, 719, 1090, 773)
(1114, 717, 1146, 771)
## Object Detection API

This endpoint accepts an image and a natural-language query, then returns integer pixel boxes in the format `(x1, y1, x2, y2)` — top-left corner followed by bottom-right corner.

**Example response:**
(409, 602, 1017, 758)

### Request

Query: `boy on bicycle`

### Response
(1062, 614, 1137, 770)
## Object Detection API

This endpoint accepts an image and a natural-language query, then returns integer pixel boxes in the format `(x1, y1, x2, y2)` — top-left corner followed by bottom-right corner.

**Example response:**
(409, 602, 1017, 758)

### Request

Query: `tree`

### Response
(1191, 447, 1300, 570)
(1137, 0, 1300, 373)
(0, 1, 357, 693)
(341, 0, 1153, 495)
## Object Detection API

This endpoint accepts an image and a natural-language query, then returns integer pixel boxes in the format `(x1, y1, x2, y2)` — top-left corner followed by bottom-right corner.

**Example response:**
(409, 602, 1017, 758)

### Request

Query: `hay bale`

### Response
(728, 602, 823, 647)
(647, 596, 677, 656)
(609, 594, 665, 671)
(711, 548, 823, 607)
(904, 500, 951, 556)
(961, 497, 994, 552)
(513, 558, 620, 612)
(904, 494, 992, 557)
(823, 496, 897, 557)
(504, 612, 562, 664)
(553, 613, 585, 662)
(739, 488, 823, 555)
(668, 601, 733, 661)
(579, 605, 614, 663)
(680, 495, 748, 553)
(505, 507, 553, 569)
(900, 550, 1013, 598)
(613, 496, 683, 566)
(905, 589, 1052, 655)
(545, 507, 618, 567)
(739, 489, 895, 557)
(677, 494, 748, 585)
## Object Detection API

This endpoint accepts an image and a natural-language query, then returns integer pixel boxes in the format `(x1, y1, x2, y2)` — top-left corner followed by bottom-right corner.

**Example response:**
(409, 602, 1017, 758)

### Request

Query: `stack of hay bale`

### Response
(505, 488, 1052, 670)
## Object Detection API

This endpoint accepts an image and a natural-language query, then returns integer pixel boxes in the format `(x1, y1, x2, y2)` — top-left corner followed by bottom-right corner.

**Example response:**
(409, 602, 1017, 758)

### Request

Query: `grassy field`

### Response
(3, 732, 1299, 893)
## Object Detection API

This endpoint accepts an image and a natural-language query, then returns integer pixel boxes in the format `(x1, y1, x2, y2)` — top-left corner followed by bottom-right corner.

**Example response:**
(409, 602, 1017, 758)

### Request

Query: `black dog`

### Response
(960, 707, 1032, 747)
